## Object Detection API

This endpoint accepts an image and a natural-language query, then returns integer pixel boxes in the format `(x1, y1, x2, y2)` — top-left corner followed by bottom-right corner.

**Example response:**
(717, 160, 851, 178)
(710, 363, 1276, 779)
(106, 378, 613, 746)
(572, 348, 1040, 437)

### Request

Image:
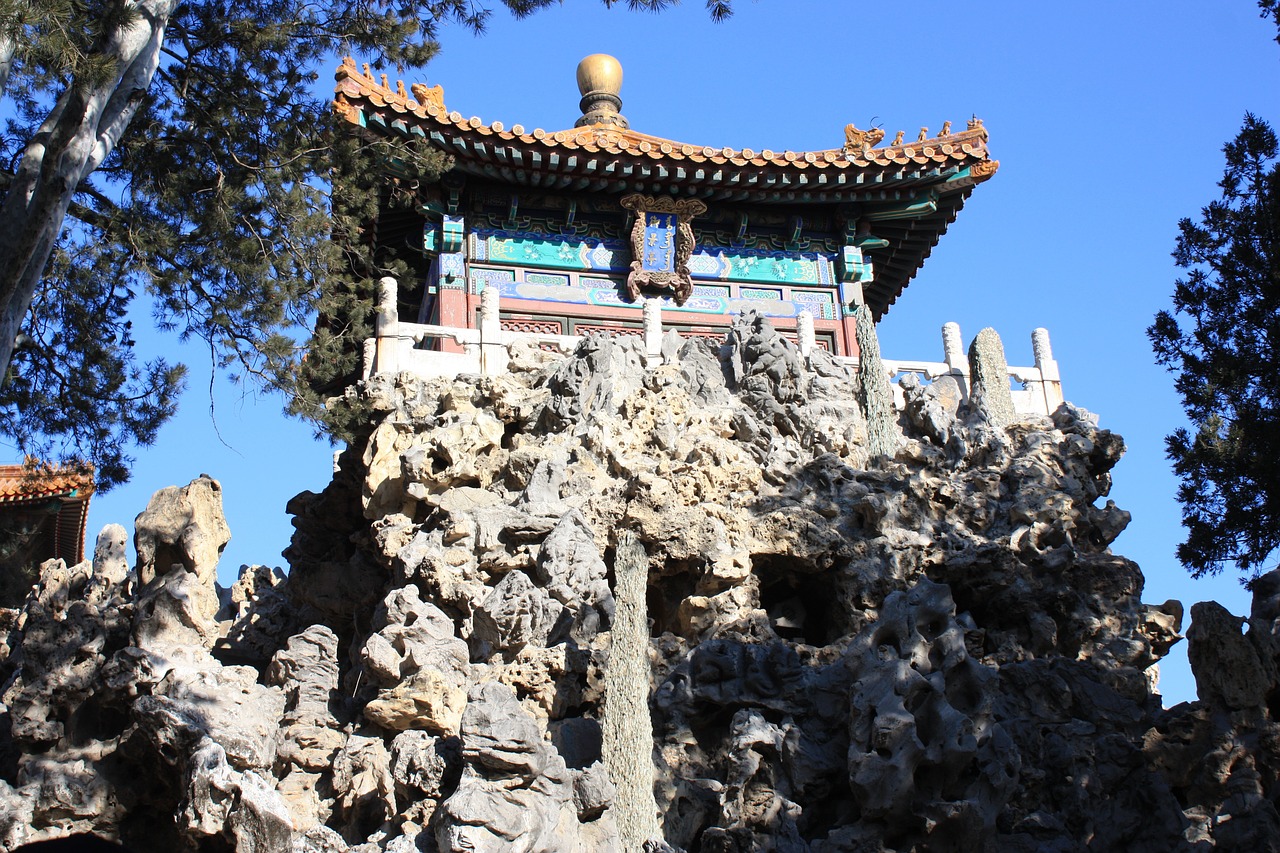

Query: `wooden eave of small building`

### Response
(334, 57, 999, 319)
(0, 464, 95, 565)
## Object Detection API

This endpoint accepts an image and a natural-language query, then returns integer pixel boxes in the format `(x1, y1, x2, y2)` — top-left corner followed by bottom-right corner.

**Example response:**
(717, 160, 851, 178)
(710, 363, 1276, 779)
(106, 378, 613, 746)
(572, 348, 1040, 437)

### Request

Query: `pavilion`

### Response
(332, 54, 999, 358)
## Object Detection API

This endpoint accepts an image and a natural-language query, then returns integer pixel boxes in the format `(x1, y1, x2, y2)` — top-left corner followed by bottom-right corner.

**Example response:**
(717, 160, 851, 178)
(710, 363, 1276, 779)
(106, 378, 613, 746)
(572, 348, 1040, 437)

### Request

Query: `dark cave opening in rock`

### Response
(754, 555, 841, 646)
(796, 783, 861, 842)
(500, 419, 522, 450)
(647, 559, 701, 637)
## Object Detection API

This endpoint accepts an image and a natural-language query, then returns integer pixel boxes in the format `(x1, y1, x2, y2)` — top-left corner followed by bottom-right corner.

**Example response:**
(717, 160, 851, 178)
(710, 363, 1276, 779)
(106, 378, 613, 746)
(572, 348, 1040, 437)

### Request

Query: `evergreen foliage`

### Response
(1149, 112, 1280, 579)
(0, 0, 728, 491)
(1262, 0, 1280, 41)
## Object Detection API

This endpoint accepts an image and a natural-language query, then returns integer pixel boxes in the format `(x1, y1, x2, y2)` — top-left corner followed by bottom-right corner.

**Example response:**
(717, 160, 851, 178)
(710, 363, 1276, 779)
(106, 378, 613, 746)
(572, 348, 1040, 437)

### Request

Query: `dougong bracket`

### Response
(620, 194, 708, 305)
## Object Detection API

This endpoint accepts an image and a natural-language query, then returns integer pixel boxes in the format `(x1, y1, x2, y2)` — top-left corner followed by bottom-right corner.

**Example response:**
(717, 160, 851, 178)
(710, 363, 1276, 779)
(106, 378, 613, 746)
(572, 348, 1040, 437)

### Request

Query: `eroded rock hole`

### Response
(647, 559, 700, 637)
(501, 420, 521, 449)
(754, 555, 842, 645)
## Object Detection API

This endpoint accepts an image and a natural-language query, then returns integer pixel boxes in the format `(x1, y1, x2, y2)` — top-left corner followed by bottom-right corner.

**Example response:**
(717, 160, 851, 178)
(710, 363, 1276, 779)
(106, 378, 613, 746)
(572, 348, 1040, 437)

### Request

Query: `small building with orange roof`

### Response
(0, 461, 95, 583)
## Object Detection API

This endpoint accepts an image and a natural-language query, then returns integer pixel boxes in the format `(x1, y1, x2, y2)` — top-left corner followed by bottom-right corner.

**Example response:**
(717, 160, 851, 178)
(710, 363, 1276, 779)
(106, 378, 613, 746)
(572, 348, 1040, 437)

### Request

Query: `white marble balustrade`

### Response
(364, 277, 1065, 418)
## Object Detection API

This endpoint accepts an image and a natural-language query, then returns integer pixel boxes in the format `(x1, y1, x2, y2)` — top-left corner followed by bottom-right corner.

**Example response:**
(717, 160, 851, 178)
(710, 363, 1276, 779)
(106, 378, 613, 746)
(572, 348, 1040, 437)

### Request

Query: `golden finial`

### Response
(891, 130, 905, 146)
(575, 54, 628, 129)
(940, 120, 951, 137)
(380, 73, 390, 90)
(362, 63, 372, 78)
(396, 79, 408, 98)
(967, 115, 984, 130)
(917, 127, 929, 142)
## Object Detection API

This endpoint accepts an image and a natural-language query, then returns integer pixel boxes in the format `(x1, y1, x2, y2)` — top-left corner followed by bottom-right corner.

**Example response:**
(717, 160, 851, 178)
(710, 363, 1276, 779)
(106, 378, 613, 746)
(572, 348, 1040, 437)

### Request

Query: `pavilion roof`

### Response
(0, 464, 94, 504)
(334, 57, 1000, 317)
(0, 463, 95, 565)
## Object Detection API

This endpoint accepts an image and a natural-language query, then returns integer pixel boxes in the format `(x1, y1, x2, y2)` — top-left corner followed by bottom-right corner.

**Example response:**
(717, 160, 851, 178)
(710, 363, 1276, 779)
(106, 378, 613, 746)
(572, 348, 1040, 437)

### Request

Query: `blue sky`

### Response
(72, 1, 1276, 705)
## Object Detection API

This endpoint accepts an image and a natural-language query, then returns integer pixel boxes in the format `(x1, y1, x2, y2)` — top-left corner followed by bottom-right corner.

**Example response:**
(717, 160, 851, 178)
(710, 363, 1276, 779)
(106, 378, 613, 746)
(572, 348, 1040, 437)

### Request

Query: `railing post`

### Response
(941, 321, 969, 398)
(942, 322, 965, 370)
(479, 285, 507, 375)
(643, 298, 662, 366)
(1032, 328, 1063, 414)
(797, 310, 815, 359)
(374, 276, 399, 376)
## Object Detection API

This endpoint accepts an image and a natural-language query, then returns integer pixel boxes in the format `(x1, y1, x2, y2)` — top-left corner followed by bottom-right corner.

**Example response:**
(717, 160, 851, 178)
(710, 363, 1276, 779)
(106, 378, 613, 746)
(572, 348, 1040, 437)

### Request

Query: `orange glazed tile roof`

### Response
(0, 462, 94, 565)
(0, 464, 94, 504)
(333, 57, 999, 204)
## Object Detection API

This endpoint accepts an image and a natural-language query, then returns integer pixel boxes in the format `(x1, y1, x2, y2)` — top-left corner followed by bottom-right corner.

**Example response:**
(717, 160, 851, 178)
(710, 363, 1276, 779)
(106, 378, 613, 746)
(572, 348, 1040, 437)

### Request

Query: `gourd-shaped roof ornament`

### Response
(575, 54, 628, 129)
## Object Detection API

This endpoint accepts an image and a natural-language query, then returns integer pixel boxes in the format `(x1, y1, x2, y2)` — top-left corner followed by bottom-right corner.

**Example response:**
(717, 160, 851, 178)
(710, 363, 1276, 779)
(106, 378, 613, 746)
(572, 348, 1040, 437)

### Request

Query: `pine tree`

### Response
(0, 0, 730, 490)
(1149, 113, 1280, 579)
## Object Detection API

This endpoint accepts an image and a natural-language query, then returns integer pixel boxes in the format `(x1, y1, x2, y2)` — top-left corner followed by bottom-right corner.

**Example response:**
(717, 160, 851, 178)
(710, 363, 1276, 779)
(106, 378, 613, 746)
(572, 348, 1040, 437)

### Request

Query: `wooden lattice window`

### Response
(500, 318, 565, 336)
(573, 323, 643, 338)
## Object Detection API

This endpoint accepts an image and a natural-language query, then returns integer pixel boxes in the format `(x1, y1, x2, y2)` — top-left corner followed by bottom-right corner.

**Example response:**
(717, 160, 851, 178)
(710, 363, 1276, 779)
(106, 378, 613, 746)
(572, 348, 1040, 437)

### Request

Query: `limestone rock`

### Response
(270, 626, 344, 772)
(218, 564, 295, 663)
(472, 569, 565, 659)
(535, 509, 611, 611)
(360, 586, 470, 734)
(390, 729, 459, 799)
(1187, 601, 1270, 710)
(332, 732, 396, 833)
(134, 475, 230, 584)
(436, 682, 585, 853)
(7, 313, 1280, 852)
(968, 327, 1017, 429)
(845, 578, 1015, 842)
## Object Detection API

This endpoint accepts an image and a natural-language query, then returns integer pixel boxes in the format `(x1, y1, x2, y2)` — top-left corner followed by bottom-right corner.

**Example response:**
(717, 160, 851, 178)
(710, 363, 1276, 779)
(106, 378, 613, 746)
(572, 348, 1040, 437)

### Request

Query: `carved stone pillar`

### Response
(643, 298, 662, 365)
(797, 311, 816, 359)
(968, 328, 1016, 428)
(855, 305, 901, 460)
(603, 532, 662, 848)
(374, 276, 399, 376)
(1031, 328, 1063, 413)
(479, 285, 507, 375)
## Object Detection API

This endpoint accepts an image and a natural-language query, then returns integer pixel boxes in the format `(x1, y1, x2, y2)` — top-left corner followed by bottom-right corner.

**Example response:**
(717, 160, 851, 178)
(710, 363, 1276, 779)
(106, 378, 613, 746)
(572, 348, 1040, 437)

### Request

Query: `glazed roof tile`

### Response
(0, 462, 94, 565)
(334, 58, 999, 203)
(0, 464, 94, 504)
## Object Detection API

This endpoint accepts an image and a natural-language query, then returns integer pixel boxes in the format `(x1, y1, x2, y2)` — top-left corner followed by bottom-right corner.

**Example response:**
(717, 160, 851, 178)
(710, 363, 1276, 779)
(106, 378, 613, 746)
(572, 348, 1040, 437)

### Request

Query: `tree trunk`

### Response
(603, 531, 662, 850)
(0, 31, 15, 101)
(0, 0, 178, 380)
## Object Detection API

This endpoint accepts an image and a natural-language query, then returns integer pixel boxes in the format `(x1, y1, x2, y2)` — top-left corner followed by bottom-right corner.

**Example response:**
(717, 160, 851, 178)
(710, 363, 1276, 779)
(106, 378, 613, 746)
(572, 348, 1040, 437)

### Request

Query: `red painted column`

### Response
(436, 214, 468, 353)
(840, 314, 861, 359)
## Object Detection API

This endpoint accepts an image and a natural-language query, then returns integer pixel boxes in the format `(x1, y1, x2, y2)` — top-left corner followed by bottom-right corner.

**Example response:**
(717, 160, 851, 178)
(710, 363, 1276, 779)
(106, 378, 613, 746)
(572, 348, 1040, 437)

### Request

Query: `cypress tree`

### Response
(1149, 112, 1280, 579)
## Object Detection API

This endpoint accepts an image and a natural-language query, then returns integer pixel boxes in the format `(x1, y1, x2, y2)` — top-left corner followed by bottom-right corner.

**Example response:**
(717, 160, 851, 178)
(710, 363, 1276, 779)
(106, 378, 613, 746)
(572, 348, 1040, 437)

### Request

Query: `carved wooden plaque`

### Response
(620, 194, 707, 305)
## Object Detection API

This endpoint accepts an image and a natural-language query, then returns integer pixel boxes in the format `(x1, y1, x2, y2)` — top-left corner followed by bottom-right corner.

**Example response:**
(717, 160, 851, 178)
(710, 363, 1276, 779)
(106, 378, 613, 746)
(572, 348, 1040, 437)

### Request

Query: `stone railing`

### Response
(826, 321, 1064, 418)
(365, 277, 1064, 417)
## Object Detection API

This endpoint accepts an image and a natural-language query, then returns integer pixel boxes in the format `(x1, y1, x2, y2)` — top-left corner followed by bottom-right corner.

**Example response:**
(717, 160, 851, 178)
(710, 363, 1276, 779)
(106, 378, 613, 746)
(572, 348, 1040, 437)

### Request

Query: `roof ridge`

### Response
(335, 58, 992, 171)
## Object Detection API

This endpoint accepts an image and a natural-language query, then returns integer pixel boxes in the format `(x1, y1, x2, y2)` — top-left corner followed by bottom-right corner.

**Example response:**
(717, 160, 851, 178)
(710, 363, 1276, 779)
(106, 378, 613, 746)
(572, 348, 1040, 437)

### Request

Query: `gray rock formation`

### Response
(3, 313, 1280, 851)
(968, 327, 1016, 429)
(853, 303, 901, 459)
